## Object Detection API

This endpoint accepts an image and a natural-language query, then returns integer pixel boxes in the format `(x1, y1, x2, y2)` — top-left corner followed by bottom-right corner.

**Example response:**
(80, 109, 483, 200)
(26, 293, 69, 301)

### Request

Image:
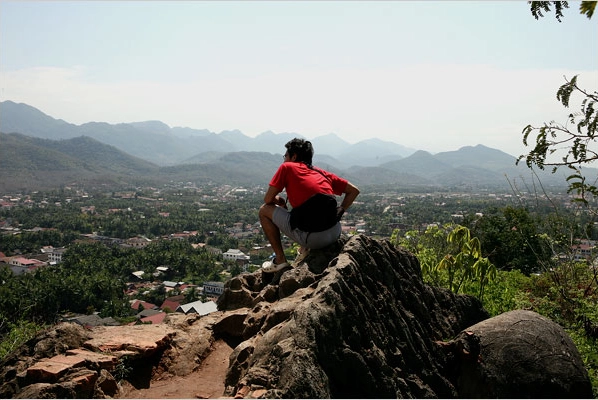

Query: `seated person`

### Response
(259, 138, 360, 272)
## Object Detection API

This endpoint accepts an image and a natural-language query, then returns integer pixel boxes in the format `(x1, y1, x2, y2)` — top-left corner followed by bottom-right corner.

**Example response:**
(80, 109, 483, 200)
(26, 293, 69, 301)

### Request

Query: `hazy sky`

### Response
(1, 1, 596, 156)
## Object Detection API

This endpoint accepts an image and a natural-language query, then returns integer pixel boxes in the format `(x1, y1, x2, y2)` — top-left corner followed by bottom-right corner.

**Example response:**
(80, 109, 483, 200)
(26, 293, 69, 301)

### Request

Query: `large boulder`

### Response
(447, 309, 593, 398)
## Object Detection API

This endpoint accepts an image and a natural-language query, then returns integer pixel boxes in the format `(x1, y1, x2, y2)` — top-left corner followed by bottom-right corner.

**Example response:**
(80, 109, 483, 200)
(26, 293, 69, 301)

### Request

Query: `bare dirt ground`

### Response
(118, 340, 233, 399)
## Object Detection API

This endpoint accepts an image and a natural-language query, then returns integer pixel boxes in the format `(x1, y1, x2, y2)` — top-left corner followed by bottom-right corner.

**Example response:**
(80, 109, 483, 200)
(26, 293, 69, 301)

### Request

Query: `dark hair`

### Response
(285, 138, 314, 165)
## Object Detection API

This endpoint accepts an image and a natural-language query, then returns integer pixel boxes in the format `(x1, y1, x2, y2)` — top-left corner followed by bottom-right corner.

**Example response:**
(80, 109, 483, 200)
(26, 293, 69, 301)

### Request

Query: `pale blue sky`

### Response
(1, 1, 597, 155)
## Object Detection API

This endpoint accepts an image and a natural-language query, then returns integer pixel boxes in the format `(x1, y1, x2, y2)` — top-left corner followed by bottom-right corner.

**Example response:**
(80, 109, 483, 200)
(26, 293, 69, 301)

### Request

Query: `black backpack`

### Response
(289, 193, 338, 232)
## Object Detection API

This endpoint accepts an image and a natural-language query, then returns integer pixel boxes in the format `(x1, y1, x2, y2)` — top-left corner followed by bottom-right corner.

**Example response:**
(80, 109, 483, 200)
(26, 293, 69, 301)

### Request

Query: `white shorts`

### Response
(272, 206, 341, 249)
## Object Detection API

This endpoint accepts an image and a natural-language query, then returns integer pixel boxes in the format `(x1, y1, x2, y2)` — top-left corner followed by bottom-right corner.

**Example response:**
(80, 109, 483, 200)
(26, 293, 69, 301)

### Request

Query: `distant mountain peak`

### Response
(410, 149, 434, 157)
(313, 132, 345, 140)
(458, 144, 501, 152)
(256, 130, 277, 138)
(129, 121, 172, 135)
(219, 129, 244, 135)
(356, 137, 388, 145)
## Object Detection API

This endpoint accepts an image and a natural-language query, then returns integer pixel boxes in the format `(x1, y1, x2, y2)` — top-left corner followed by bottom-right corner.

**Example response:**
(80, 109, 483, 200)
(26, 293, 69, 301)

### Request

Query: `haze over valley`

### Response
(1, 100, 583, 193)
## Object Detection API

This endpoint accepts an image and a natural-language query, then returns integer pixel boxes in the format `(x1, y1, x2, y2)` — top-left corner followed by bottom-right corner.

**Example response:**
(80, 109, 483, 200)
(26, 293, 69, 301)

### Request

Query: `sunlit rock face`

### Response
(218, 234, 488, 398)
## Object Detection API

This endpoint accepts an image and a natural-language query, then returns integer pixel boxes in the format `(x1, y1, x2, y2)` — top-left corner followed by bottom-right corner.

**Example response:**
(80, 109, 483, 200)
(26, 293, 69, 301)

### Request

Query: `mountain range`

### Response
(0, 100, 577, 192)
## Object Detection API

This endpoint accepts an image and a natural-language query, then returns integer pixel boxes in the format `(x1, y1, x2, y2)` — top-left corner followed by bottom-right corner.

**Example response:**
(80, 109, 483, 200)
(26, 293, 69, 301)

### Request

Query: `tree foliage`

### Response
(529, 1, 596, 21)
(519, 76, 598, 204)
(0, 318, 45, 360)
(392, 224, 496, 301)
(0, 238, 222, 328)
(466, 206, 556, 275)
(520, 4, 598, 392)
(530, 1, 569, 21)
(521, 2, 598, 205)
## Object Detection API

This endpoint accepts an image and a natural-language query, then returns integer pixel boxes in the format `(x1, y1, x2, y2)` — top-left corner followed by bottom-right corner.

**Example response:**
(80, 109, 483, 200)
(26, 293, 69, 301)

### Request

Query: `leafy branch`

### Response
(518, 75, 598, 204)
(529, 1, 596, 21)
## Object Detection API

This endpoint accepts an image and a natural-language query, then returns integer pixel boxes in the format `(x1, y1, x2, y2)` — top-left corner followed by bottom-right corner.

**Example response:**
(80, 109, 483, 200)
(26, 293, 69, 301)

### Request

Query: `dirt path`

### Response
(118, 340, 233, 399)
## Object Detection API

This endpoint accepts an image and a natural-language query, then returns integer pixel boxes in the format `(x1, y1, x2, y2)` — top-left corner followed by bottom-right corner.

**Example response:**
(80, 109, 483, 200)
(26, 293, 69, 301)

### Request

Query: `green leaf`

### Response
(580, 1, 596, 19)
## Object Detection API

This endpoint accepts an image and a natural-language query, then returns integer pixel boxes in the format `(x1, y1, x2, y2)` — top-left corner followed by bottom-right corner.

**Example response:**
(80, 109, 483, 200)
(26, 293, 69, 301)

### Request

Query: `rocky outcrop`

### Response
(449, 309, 593, 398)
(0, 234, 592, 398)
(216, 234, 490, 398)
(0, 311, 221, 398)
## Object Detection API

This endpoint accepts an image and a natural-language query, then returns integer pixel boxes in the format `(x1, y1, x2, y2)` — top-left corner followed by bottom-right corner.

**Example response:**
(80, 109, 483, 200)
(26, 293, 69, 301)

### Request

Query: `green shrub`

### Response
(567, 327, 598, 398)
(0, 319, 45, 360)
(461, 269, 531, 317)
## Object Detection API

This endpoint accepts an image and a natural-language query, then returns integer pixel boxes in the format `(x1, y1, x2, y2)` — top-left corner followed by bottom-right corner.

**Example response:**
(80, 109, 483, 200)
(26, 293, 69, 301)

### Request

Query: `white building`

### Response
(48, 247, 67, 265)
(222, 249, 250, 263)
(203, 281, 225, 297)
(572, 240, 596, 262)
(176, 300, 218, 315)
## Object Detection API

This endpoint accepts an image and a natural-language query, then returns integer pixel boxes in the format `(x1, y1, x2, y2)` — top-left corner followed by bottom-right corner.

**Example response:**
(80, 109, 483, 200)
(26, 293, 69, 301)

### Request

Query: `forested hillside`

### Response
(0, 129, 576, 193)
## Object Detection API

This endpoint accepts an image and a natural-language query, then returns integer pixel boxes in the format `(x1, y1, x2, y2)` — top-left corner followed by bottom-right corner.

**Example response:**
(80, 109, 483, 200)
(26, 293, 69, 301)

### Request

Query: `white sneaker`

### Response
(261, 261, 291, 273)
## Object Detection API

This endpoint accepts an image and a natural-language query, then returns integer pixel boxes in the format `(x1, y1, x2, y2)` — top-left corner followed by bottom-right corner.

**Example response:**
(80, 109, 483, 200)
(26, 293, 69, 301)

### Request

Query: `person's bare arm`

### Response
(336, 182, 359, 221)
(340, 181, 360, 210)
(264, 185, 286, 208)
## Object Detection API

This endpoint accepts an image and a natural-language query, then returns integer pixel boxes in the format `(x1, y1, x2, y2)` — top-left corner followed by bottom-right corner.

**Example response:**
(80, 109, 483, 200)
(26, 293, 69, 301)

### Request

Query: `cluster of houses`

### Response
(1, 193, 255, 327)
(58, 277, 226, 328)
(61, 293, 220, 327)
(0, 245, 67, 275)
(127, 294, 219, 325)
(0, 240, 234, 327)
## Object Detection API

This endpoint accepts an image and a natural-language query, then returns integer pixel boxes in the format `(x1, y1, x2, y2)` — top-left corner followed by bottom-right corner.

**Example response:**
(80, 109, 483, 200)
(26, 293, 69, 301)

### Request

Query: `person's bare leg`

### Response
(259, 204, 288, 264)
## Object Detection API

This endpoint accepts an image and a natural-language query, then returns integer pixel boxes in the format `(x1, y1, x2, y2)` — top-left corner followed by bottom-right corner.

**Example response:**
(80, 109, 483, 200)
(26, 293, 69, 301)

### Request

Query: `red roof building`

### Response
(130, 299, 157, 311)
(160, 299, 181, 313)
(140, 313, 167, 325)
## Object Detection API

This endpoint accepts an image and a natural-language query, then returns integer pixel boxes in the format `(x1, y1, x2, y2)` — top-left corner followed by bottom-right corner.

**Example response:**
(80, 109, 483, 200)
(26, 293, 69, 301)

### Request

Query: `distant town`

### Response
(0, 182, 368, 328)
(1, 181, 595, 328)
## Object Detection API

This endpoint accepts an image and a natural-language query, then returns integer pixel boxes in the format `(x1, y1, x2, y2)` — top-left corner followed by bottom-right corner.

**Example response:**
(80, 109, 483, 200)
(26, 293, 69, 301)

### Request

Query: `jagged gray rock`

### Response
(217, 234, 491, 398)
(0, 234, 592, 398)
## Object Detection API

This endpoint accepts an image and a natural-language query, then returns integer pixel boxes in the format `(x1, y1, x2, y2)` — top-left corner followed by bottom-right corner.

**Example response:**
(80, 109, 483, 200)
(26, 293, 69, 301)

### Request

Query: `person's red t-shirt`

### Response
(269, 162, 348, 208)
